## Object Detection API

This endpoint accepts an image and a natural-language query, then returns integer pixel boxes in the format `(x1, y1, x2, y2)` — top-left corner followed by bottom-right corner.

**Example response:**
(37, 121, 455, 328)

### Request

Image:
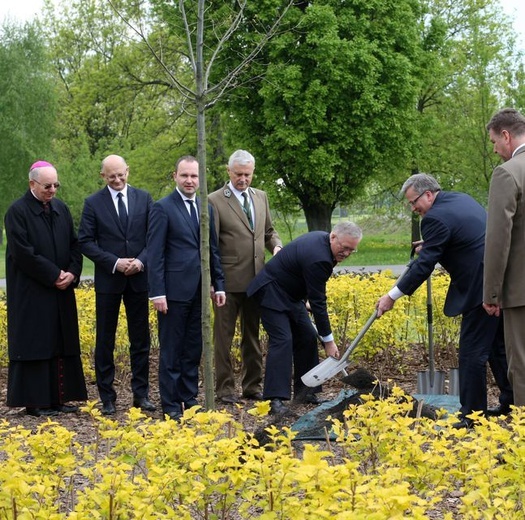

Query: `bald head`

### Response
(100, 154, 129, 191)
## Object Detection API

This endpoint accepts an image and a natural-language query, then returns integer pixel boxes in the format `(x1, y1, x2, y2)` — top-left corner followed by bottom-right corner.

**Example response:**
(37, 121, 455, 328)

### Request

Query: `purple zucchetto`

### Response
(30, 160, 55, 171)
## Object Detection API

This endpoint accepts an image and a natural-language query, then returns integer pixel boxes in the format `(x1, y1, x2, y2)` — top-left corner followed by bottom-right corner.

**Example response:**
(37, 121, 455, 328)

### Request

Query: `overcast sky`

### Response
(1, 0, 525, 50)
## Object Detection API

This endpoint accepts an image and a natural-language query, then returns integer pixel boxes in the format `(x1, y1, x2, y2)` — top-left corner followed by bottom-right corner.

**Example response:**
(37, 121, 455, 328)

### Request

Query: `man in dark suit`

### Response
(247, 221, 362, 415)
(209, 149, 282, 405)
(5, 160, 87, 417)
(147, 155, 226, 421)
(376, 173, 513, 428)
(78, 154, 155, 415)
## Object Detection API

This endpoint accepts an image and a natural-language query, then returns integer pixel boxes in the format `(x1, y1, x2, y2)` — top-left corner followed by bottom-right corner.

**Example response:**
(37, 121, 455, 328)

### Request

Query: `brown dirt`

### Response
(0, 340, 501, 441)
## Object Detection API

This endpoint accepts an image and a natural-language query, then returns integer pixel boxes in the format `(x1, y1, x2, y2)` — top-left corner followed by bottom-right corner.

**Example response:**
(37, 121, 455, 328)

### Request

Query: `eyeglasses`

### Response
(104, 172, 128, 181)
(334, 236, 358, 254)
(33, 179, 61, 190)
(408, 191, 426, 207)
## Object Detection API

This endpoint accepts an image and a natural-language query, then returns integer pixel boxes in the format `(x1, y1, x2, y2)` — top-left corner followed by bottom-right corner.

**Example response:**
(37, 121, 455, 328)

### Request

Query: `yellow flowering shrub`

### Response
(1, 393, 525, 518)
(0, 271, 458, 375)
(326, 269, 459, 362)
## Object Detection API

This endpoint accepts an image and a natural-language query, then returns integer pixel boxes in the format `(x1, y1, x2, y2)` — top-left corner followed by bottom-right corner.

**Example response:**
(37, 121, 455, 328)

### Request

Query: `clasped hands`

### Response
(116, 257, 142, 276)
(54, 270, 76, 290)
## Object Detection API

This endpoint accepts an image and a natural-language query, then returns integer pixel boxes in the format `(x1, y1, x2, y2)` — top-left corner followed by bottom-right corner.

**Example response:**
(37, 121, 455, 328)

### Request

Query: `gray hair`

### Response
(486, 108, 525, 137)
(401, 173, 441, 197)
(29, 168, 40, 181)
(228, 149, 255, 169)
(332, 221, 363, 240)
(28, 165, 55, 181)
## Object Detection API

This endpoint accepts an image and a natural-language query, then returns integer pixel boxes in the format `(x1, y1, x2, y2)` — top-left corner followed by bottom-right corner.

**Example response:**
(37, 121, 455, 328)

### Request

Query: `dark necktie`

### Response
(43, 202, 50, 215)
(242, 192, 254, 230)
(186, 199, 199, 233)
(117, 192, 128, 230)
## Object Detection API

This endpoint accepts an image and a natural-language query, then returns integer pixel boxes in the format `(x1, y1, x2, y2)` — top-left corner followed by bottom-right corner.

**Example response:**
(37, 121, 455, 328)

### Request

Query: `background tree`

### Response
(102, 0, 294, 409)
(0, 20, 58, 238)
(412, 0, 523, 199)
(219, 0, 422, 231)
(44, 0, 222, 224)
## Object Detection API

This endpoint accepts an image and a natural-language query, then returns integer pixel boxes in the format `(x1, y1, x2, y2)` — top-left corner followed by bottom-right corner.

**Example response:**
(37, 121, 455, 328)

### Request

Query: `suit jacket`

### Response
(398, 191, 486, 317)
(208, 184, 281, 292)
(247, 231, 334, 337)
(78, 185, 153, 294)
(147, 189, 225, 301)
(484, 146, 525, 308)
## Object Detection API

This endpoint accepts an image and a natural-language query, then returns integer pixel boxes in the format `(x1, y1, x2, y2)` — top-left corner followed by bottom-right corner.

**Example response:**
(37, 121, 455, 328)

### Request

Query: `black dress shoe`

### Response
(242, 392, 264, 401)
(132, 397, 157, 412)
(293, 392, 324, 405)
(54, 404, 79, 413)
(164, 411, 182, 421)
(452, 418, 473, 429)
(26, 407, 59, 417)
(184, 399, 199, 409)
(102, 401, 116, 415)
(486, 405, 512, 417)
(218, 395, 238, 404)
(270, 398, 290, 415)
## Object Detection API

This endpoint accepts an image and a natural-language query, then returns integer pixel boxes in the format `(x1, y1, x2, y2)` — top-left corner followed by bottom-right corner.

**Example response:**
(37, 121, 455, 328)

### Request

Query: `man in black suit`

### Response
(147, 155, 226, 421)
(376, 173, 512, 428)
(78, 154, 155, 415)
(247, 221, 362, 415)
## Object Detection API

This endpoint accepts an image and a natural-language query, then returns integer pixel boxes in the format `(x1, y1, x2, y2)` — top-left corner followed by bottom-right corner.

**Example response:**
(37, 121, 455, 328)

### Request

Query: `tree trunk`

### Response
(303, 200, 334, 232)
(196, 0, 215, 411)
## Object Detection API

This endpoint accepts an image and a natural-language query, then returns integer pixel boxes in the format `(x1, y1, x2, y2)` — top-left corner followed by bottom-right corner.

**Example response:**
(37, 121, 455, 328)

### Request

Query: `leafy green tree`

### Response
(0, 20, 58, 236)
(44, 0, 195, 202)
(220, 0, 421, 231)
(411, 0, 524, 202)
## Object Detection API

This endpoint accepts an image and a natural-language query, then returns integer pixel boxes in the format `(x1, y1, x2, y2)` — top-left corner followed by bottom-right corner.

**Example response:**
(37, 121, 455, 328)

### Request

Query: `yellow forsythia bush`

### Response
(0, 271, 458, 374)
(1, 393, 525, 518)
(326, 268, 459, 361)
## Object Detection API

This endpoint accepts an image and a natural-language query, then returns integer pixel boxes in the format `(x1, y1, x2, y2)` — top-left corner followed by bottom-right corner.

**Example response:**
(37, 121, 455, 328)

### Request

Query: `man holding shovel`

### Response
(376, 173, 512, 429)
(247, 221, 362, 415)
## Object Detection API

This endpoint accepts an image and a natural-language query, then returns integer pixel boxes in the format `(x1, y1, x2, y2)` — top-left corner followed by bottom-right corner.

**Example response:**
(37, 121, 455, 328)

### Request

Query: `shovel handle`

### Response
(339, 310, 378, 363)
(337, 254, 415, 364)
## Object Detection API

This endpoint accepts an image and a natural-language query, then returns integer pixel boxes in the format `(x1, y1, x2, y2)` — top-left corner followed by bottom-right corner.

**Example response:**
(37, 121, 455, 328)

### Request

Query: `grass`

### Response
(0, 214, 411, 280)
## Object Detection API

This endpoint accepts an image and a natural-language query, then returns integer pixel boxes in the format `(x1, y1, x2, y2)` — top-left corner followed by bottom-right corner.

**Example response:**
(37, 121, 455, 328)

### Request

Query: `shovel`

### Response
(301, 255, 415, 387)
(416, 274, 446, 394)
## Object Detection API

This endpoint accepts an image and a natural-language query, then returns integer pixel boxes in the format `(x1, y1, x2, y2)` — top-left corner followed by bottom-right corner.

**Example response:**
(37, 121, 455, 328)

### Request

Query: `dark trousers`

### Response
(458, 305, 513, 418)
(157, 295, 202, 414)
(95, 288, 151, 402)
(259, 302, 319, 401)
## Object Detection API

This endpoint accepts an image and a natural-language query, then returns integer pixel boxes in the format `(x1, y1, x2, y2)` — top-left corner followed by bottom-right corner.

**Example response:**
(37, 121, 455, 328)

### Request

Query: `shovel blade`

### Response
(301, 356, 349, 387)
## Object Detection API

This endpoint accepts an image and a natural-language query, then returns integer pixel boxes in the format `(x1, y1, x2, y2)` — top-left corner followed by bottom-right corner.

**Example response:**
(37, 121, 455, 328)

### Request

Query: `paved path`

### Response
(0, 266, 407, 290)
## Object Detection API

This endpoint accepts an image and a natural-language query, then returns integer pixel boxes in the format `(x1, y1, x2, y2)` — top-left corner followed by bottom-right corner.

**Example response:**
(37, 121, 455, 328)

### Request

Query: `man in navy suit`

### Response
(147, 155, 226, 420)
(78, 154, 155, 415)
(376, 173, 512, 428)
(247, 221, 362, 415)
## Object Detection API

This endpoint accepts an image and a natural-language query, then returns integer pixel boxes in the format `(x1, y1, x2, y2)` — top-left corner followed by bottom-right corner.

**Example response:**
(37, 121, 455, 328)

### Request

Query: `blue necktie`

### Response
(117, 192, 128, 230)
